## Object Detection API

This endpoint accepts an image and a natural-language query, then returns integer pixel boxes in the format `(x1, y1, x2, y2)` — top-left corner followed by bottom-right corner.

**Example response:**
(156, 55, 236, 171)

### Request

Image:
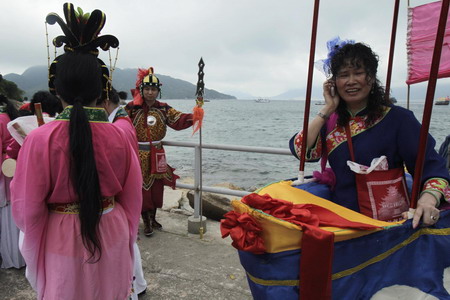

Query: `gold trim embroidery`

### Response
(244, 227, 450, 286)
(327, 107, 391, 155)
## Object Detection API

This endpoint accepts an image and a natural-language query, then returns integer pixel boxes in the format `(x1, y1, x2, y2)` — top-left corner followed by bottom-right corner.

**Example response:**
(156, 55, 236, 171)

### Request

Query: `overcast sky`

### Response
(0, 0, 443, 98)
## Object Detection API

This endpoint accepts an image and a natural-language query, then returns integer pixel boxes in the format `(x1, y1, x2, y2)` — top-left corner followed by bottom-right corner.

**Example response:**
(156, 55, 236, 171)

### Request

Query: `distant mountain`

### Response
(269, 87, 326, 100)
(4, 66, 236, 100)
(269, 80, 450, 102)
(271, 88, 308, 100)
(0, 75, 24, 100)
(4, 66, 48, 99)
(224, 90, 255, 100)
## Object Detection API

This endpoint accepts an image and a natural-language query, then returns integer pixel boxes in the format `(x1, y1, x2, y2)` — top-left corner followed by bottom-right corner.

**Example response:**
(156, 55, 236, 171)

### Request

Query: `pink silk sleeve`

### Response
(10, 132, 51, 293)
(113, 118, 138, 155)
(115, 137, 143, 246)
(6, 139, 21, 159)
(0, 113, 13, 163)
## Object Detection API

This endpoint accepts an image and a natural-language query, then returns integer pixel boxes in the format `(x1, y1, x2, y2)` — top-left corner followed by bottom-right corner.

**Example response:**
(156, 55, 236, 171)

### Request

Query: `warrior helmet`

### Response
(139, 67, 162, 95)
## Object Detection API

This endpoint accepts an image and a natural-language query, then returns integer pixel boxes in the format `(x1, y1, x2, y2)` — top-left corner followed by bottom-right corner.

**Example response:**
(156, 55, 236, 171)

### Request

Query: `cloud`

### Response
(0, 0, 440, 98)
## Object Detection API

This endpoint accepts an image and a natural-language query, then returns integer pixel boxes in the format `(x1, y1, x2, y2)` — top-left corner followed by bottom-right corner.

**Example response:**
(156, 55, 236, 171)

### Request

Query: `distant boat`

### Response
(315, 101, 326, 105)
(435, 96, 450, 105)
(255, 98, 270, 103)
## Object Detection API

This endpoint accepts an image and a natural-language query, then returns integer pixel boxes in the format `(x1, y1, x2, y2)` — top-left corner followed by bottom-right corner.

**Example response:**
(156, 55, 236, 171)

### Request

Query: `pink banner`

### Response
(407, 1, 450, 85)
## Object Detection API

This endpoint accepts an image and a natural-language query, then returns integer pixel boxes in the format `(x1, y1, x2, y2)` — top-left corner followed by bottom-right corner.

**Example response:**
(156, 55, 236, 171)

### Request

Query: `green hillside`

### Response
(4, 66, 236, 100)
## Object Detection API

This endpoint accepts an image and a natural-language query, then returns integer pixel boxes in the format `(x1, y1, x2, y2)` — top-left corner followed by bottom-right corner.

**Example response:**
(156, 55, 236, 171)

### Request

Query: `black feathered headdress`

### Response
(46, 3, 119, 97)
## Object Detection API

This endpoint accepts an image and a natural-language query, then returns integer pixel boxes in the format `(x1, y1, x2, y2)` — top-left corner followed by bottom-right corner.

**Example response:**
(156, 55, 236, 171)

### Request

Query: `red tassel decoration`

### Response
(192, 105, 204, 135)
(132, 68, 151, 106)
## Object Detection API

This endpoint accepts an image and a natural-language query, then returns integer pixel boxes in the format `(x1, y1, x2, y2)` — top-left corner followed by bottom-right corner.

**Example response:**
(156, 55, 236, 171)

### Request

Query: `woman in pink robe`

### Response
(0, 94, 25, 269)
(10, 51, 142, 299)
(98, 88, 148, 298)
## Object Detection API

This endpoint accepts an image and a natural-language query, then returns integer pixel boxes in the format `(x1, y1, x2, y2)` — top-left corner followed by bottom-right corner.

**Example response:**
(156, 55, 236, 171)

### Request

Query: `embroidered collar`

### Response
(346, 106, 367, 117)
(115, 106, 129, 118)
(109, 106, 129, 123)
(327, 106, 391, 155)
(56, 106, 109, 122)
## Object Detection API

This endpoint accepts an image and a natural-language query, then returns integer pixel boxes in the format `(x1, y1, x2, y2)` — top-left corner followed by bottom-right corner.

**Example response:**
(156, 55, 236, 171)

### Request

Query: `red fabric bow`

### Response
(243, 193, 320, 227)
(220, 211, 265, 254)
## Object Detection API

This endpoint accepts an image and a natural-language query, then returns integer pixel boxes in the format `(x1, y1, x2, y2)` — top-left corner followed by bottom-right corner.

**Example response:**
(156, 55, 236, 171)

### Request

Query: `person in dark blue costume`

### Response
(290, 42, 449, 228)
(438, 135, 450, 170)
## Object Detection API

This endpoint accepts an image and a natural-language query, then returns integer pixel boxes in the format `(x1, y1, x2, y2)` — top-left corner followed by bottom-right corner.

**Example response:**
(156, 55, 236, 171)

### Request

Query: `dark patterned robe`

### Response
(125, 100, 193, 210)
(290, 105, 450, 212)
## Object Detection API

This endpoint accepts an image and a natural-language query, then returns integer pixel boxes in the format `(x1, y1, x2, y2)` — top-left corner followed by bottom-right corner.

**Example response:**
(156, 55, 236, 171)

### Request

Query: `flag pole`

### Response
(406, 0, 411, 110)
(385, 0, 400, 101)
(292, 0, 320, 185)
(407, 84, 410, 110)
(410, 0, 450, 209)
(193, 58, 205, 238)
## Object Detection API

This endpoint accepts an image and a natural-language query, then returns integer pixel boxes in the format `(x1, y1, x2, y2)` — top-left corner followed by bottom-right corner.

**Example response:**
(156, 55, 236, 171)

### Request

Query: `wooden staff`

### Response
(384, 0, 400, 100)
(34, 103, 45, 126)
(292, 0, 320, 185)
(410, 0, 450, 208)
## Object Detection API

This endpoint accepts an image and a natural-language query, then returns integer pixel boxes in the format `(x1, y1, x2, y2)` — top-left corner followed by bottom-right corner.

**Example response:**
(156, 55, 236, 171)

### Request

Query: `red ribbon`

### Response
(220, 211, 265, 254)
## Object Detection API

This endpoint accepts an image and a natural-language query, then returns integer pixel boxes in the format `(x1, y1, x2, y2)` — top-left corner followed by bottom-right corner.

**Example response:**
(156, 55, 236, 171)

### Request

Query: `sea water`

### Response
(161, 99, 450, 190)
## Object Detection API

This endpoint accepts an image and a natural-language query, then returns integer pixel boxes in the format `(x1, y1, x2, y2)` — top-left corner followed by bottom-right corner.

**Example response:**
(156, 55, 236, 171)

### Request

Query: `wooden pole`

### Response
(385, 0, 400, 101)
(34, 103, 45, 126)
(297, 0, 320, 183)
(407, 84, 410, 109)
(406, 0, 411, 110)
(410, 0, 449, 208)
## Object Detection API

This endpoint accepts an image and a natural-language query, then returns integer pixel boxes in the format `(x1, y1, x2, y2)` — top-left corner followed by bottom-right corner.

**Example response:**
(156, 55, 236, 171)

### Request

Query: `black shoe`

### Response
(142, 211, 153, 236)
(138, 288, 147, 296)
(144, 224, 154, 236)
(152, 220, 162, 230)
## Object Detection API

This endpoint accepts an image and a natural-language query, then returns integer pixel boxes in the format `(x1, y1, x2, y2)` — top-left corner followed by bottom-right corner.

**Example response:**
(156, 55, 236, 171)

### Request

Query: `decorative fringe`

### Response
(131, 68, 151, 106)
(131, 88, 143, 106)
(192, 105, 204, 135)
(135, 68, 150, 88)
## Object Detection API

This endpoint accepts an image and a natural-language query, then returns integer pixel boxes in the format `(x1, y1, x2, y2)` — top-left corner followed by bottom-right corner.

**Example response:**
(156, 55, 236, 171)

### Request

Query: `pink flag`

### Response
(407, 1, 450, 85)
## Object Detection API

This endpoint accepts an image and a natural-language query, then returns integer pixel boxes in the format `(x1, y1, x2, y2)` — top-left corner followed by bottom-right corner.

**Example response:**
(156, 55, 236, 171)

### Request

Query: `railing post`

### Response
(188, 143, 207, 234)
(163, 139, 294, 233)
(193, 144, 201, 218)
(161, 139, 293, 234)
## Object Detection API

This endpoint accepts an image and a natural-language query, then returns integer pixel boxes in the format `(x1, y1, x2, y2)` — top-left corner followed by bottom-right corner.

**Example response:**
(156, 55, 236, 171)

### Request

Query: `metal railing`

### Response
(162, 140, 292, 218)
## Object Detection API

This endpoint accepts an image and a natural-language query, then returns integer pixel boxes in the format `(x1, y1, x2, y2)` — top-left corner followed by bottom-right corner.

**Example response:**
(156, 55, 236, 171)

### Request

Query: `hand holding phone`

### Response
(326, 79, 336, 97)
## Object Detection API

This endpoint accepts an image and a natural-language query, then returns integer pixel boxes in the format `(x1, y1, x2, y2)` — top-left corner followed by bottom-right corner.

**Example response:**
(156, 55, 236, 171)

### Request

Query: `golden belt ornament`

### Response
(48, 197, 115, 214)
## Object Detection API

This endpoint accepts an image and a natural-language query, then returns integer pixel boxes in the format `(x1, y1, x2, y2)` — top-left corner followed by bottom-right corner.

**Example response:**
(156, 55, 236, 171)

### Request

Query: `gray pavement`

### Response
(0, 188, 253, 300)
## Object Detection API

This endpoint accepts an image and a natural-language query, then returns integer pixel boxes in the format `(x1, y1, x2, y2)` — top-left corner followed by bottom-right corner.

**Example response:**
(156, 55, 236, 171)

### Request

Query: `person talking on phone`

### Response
(289, 40, 449, 228)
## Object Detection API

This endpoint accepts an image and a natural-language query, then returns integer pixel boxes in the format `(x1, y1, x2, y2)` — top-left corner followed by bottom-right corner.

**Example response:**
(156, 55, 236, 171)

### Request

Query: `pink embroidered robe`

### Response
(10, 107, 142, 300)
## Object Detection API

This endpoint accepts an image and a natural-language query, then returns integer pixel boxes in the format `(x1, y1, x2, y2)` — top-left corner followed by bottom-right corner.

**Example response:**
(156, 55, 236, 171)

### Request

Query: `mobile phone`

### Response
(330, 86, 335, 97)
